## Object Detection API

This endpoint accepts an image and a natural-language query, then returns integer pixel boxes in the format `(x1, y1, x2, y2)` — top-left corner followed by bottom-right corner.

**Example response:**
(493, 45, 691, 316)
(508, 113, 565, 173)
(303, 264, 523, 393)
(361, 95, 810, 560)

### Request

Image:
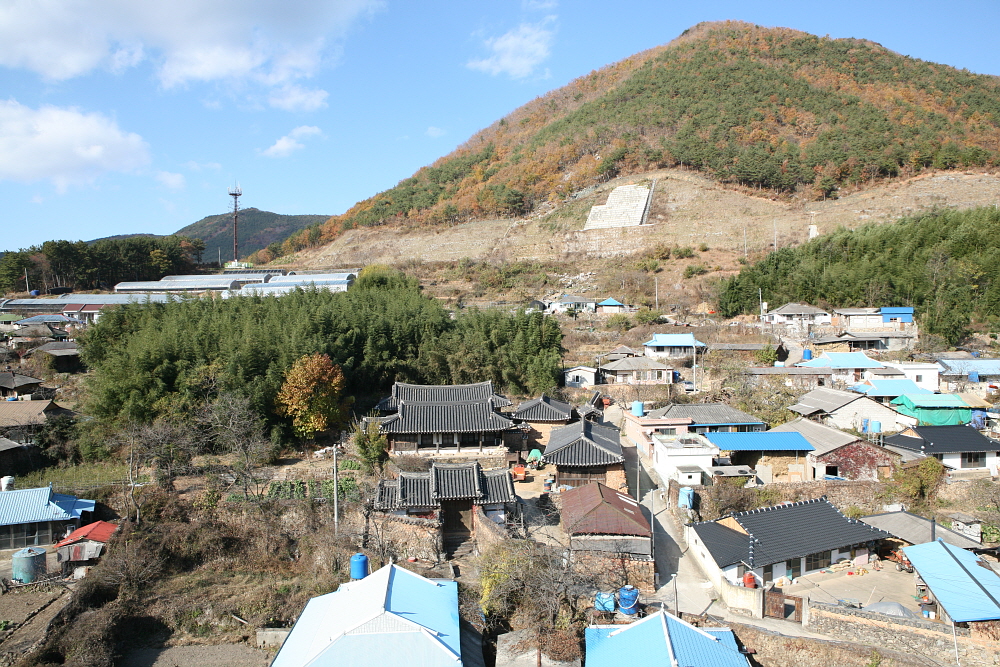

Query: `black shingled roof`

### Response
(884, 425, 1000, 454)
(514, 394, 573, 423)
(380, 401, 514, 434)
(376, 381, 512, 411)
(432, 462, 483, 499)
(543, 421, 624, 467)
(693, 497, 891, 568)
(372, 462, 515, 510)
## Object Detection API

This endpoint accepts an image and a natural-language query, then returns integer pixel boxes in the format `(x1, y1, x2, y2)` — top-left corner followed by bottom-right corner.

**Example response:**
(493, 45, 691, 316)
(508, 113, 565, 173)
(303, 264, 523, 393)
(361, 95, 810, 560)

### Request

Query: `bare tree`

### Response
(201, 393, 276, 500)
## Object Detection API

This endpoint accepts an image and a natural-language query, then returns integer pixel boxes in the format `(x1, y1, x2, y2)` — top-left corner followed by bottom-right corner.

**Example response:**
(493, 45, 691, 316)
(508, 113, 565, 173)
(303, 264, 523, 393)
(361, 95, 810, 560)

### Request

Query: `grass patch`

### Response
(18, 463, 137, 494)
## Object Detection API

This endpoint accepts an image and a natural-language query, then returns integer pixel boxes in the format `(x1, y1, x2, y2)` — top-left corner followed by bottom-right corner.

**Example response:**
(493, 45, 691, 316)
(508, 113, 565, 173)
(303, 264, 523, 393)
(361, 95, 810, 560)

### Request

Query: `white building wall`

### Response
(882, 362, 940, 392)
(939, 451, 999, 476)
(652, 443, 716, 486)
(826, 398, 913, 433)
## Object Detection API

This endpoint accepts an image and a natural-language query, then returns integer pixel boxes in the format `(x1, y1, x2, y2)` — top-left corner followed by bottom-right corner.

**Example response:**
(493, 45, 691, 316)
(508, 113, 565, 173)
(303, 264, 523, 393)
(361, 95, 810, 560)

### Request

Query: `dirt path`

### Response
(119, 645, 272, 667)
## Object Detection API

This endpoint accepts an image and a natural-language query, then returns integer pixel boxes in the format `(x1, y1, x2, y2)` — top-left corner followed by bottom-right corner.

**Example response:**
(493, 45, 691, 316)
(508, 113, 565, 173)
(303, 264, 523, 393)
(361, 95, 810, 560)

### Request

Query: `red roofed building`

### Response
(560, 482, 651, 557)
(56, 521, 117, 576)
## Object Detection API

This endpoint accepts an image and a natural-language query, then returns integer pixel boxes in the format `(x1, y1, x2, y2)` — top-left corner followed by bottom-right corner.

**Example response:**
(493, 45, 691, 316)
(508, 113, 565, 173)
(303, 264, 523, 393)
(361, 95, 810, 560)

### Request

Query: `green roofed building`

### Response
(890, 394, 971, 426)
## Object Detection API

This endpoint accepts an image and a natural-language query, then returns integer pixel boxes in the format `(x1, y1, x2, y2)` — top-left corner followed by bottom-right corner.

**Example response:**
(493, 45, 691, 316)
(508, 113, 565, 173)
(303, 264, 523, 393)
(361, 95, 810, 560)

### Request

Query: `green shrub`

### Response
(674, 246, 695, 259)
(683, 264, 709, 279)
(606, 314, 633, 331)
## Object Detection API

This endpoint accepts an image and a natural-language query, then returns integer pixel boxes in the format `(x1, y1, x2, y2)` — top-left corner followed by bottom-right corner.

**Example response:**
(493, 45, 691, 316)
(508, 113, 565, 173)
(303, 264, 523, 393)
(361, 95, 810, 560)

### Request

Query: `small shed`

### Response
(596, 298, 627, 314)
(55, 520, 117, 576)
(561, 482, 651, 557)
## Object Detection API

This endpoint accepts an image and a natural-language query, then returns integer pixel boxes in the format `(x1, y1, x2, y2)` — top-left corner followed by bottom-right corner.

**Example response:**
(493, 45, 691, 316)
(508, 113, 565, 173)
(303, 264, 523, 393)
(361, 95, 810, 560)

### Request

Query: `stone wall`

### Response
(604, 463, 627, 493)
(572, 551, 655, 593)
(474, 506, 508, 554)
(371, 513, 442, 561)
(805, 602, 1000, 667)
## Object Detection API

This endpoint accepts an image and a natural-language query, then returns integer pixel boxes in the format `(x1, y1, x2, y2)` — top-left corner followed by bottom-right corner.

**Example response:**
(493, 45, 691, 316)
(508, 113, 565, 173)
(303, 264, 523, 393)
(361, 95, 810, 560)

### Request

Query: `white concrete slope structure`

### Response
(584, 184, 653, 230)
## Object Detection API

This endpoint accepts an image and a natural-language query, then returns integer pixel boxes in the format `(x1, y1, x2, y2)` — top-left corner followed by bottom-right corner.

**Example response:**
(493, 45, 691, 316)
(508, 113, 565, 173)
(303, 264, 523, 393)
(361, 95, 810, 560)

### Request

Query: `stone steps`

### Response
(584, 184, 652, 230)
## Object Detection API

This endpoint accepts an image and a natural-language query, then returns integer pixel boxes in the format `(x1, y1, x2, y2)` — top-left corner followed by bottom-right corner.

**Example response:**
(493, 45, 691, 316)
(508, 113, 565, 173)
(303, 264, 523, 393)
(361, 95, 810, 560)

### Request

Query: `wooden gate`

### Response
(764, 590, 803, 623)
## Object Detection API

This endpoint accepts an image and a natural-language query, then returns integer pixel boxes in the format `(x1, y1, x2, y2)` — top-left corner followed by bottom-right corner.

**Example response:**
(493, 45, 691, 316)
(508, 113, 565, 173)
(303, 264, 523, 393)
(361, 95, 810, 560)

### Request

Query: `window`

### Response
(817, 378, 825, 386)
(805, 550, 832, 571)
(787, 558, 801, 578)
(418, 433, 434, 446)
(962, 452, 985, 468)
(825, 465, 839, 477)
(763, 563, 773, 583)
(915, 375, 923, 383)
(655, 427, 677, 436)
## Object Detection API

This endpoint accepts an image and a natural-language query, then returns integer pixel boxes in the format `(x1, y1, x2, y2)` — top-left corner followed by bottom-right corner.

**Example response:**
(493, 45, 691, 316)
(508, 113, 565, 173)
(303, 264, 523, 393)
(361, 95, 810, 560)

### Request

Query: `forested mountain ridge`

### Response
(175, 208, 329, 263)
(255, 20, 1000, 264)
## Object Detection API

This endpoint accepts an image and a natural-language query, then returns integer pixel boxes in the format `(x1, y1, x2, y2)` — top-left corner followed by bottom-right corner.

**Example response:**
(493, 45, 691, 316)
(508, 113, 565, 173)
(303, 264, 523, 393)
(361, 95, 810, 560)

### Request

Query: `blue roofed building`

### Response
(850, 378, 930, 403)
(0, 486, 95, 549)
(586, 611, 750, 667)
(796, 351, 884, 384)
(938, 358, 1000, 397)
(596, 298, 627, 314)
(643, 333, 706, 361)
(272, 563, 466, 667)
(705, 432, 814, 483)
(903, 539, 1000, 624)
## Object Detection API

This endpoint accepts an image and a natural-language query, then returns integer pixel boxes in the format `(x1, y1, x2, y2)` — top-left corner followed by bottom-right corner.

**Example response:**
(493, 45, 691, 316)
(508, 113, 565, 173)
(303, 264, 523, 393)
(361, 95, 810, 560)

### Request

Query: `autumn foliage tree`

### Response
(276, 353, 352, 440)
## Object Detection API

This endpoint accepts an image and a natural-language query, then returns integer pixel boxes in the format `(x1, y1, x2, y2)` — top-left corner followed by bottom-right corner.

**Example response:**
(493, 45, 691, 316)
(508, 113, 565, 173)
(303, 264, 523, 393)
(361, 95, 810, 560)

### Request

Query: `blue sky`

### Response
(2, 0, 998, 250)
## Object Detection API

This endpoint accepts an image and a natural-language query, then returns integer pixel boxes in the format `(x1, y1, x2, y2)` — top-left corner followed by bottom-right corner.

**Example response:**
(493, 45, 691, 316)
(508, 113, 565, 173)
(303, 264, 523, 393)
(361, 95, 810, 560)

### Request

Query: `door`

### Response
(787, 558, 801, 579)
(440, 500, 473, 533)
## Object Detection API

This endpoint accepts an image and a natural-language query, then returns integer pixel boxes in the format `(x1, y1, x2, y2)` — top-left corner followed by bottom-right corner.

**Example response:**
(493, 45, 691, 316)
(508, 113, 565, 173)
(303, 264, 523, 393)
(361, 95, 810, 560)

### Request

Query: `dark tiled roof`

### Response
(543, 421, 624, 467)
(398, 473, 433, 507)
(695, 498, 891, 568)
(376, 381, 512, 411)
(644, 403, 764, 426)
(380, 401, 514, 434)
(0, 372, 43, 390)
(692, 522, 751, 569)
(514, 394, 573, 422)
(375, 480, 401, 509)
(373, 463, 515, 510)
(432, 462, 483, 499)
(481, 469, 516, 505)
(560, 483, 651, 537)
(886, 425, 999, 454)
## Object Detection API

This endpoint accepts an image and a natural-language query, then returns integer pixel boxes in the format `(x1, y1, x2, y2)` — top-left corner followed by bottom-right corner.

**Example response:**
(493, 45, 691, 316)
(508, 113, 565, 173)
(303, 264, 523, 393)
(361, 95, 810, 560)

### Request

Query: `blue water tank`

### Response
(29, 290, 40, 296)
(618, 585, 639, 615)
(870, 421, 881, 434)
(678, 487, 694, 509)
(861, 419, 870, 434)
(595, 592, 616, 612)
(631, 401, 644, 417)
(12, 547, 46, 583)
(802, 349, 813, 360)
(349, 553, 369, 580)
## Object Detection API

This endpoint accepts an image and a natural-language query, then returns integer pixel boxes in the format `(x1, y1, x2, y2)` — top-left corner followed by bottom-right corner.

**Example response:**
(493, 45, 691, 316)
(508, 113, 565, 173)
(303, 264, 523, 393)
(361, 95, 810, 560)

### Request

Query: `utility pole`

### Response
(773, 220, 778, 251)
(23, 268, 29, 294)
(655, 276, 659, 310)
(333, 444, 340, 535)
(743, 226, 748, 258)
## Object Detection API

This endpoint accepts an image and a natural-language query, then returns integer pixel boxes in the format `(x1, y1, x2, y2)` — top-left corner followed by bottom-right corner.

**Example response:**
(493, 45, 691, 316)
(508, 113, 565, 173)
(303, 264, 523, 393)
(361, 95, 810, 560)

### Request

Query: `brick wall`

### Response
(604, 463, 627, 493)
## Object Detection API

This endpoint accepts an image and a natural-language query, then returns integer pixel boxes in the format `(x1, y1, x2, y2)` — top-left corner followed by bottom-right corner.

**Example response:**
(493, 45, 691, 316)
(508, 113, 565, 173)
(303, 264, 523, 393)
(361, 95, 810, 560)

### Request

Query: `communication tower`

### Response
(228, 184, 242, 263)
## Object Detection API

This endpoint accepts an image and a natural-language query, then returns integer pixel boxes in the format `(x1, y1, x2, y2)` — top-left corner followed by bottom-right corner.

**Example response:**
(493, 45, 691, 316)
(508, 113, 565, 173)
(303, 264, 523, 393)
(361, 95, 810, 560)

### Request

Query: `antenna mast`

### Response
(228, 184, 242, 264)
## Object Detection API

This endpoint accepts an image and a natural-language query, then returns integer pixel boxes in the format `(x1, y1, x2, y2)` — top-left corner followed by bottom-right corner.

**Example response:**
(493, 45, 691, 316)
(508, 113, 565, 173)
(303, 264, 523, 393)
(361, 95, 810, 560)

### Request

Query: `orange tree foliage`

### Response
(275, 353, 352, 440)
(250, 20, 1000, 265)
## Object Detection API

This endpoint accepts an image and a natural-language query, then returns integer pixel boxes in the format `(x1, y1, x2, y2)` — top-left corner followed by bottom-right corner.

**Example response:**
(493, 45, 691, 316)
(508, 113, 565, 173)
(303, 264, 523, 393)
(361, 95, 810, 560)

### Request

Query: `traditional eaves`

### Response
(376, 380, 512, 411)
(543, 421, 624, 467)
(513, 394, 573, 422)
(379, 401, 514, 434)
(432, 462, 482, 500)
(0, 371, 43, 391)
(373, 463, 515, 511)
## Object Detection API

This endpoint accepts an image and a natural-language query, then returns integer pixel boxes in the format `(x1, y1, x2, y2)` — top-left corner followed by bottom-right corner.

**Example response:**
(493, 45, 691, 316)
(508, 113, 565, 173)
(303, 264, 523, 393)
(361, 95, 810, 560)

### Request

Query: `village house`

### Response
(597, 345, 643, 363)
(890, 394, 972, 426)
(902, 540, 1000, 625)
(624, 403, 766, 459)
(947, 512, 984, 543)
(704, 431, 815, 484)
(881, 361, 940, 392)
(937, 358, 1000, 396)
(271, 563, 467, 667)
(0, 486, 95, 549)
(25, 342, 81, 372)
(511, 394, 575, 450)
(0, 371, 43, 398)
(795, 351, 884, 384)
(831, 307, 916, 331)
(550, 294, 597, 314)
(745, 366, 834, 390)
(0, 400, 74, 443)
(564, 365, 597, 388)
(374, 381, 517, 458)
(650, 431, 757, 486)
(884, 424, 1000, 477)
(596, 298, 628, 314)
(586, 612, 750, 667)
(688, 497, 891, 587)
(811, 331, 916, 352)
(770, 417, 900, 481)
(543, 421, 626, 491)
(599, 356, 673, 385)
(761, 302, 832, 328)
(642, 333, 706, 361)
(789, 387, 912, 433)
(55, 520, 117, 578)
(860, 511, 981, 551)
(710, 342, 788, 362)
(849, 378, 929, 403)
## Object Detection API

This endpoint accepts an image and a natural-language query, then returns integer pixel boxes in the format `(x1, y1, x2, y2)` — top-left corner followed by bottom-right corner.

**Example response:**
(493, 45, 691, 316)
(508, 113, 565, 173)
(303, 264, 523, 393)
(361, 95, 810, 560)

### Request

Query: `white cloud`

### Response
(156, 171, 185, 189)
(184, 160, 222, 171)
(268, 84, 329, 112)
(262, 125, 323, 158)
(0, 99, 149, 190)
(30, 195, 43, 204)
(467, 17, 555, 79)
(0, 0, 380, 101)
(425, 126, 446, 138)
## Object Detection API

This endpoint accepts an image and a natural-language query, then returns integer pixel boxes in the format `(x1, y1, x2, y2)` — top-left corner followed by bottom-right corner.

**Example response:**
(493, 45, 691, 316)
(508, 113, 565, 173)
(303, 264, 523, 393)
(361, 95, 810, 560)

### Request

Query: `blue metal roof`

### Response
(879, 307, 914, 314)
(938, 359, 1000, 377)
(0, 487, 93, 526)
(643, 333, 706, 348)
(903, 540, 1000, 623)
(797, 352, 884, 369)
(14, 315, 82, 325)
(272, 564, 461, 667)
(598, 298, 624, 306)
(850, 379, 929, 397)
(705, 432, 814, 452)
(586, 612, 749, 667)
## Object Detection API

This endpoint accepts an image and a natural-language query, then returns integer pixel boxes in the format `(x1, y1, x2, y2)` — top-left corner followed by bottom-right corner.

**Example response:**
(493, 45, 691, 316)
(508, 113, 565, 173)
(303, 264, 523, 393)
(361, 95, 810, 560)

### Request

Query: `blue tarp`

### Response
(903, 540, 1000, 623)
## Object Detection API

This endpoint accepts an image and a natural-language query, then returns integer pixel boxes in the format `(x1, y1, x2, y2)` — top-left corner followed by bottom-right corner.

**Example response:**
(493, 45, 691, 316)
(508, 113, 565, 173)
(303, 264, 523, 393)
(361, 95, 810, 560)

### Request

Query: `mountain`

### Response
(266, 20, 1000, 262)
(174, 208, 329, 263)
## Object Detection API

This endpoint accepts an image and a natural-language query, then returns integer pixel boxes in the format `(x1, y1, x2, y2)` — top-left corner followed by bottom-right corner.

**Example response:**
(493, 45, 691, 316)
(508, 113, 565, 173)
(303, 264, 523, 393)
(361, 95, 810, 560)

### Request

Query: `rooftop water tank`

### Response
(12, 547, 46, 584)
(870, 420, 881, 434)
(678, 487, 695, 509)
(350, 553, 369, 580)
(802, 349, 813, 360)
(631, 401, 644, 417)
(618, 585, 639, 615)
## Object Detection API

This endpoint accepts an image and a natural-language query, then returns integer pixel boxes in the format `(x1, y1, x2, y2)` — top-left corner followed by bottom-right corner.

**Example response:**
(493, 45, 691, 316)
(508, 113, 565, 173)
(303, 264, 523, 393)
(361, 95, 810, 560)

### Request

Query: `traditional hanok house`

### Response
(795, 351, 884, 384)
(598, 345, 643, 363)
(543, 421, 626, 491)
(561, 482, 653, 590)
(374, 381, 516, 458)
(849, 378, 929, 404)
(884, 424, 1000, 477)
(902, 540, 1000, 626)
(512, 394, 575, 450)
(373, 461, 516, 556)
(55, 520, 117, 577)
(745, 366, 833, 390)
(642, 333, 706, 361)
(623, 403, 766, 459)
(25, 342, 81, 372)
(770, 417, 900, 481)
(704, 432, 815, 484)
(860, 511, 981, 552)
(0, 400, 74, 443)
(789, 387, 911, 433)
(586, 612, 751, 667)
(8, 324, 69, 347)
(599, 356, 672, 385)
(0, 370, 43, 398)
(0, 486, 95, 549)
(271, 563, 467, 667)
(761, 302, 832, 329)
(937, 358, 1000, 396)
(564, 366, 597, 388)
(881, 361, 940, 392)
(688, 497, 891, 588)
(596, 298, 628, 314)
(890, 394, 972, 426)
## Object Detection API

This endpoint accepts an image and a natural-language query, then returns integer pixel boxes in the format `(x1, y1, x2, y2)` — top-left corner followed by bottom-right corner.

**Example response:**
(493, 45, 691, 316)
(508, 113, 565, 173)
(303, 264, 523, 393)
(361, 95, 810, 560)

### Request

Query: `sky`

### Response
(2, 0, 999, 250)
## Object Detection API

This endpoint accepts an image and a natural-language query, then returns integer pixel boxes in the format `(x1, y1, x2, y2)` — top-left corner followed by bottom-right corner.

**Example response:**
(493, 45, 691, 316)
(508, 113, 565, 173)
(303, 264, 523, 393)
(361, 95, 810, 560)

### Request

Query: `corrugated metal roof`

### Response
(271, 564, 461, 667)
(543, 421, 624, 467)
(860, 512, 980, 550)
(55, 520, 117, 548)
(115, 278, 241, 291)
(0, 400, 64, 428)
(586, 612, 749, 667)
(643, 333, 706, 348)
(788, 388, 863, 415)
(747, 367, 832, 375)
(903, 540, 1000, 623)
(644, 403, 764, 426)
(0, 487, 92, 526)
(598, 298, 624, 306)
(850, 379, 929, 397)
(705, 431, 814, 452)
(797, 352, 884, 369)
(766, 302, 828, 315)
(601, 357, 671, 372)
(268, 273, 356, 283)
(560, 482, 650, 537)
(769, 418, 859, 456)
(938, 358, 1000, 376)
(513, 395, 573, 422)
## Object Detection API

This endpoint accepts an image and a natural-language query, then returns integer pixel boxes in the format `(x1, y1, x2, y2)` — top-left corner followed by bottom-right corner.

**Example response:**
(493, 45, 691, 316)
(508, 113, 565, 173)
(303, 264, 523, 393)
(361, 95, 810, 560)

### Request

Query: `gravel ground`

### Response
(118, 644, 272, 667)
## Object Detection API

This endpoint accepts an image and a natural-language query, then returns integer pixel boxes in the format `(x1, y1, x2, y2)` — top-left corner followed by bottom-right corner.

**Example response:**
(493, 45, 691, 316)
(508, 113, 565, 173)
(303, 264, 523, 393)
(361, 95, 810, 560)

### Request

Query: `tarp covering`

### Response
(890, 394, 971, 426)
